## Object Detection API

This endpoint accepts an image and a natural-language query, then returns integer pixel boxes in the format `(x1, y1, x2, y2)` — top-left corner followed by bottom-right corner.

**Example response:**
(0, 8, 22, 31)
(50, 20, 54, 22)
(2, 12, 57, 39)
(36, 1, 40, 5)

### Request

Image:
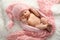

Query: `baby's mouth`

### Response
(20, 8, 52, 33)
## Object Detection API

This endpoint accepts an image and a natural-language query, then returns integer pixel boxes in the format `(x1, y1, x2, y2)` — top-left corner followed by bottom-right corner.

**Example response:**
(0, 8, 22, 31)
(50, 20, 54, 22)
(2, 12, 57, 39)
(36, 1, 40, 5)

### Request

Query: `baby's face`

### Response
(22, 10, 31, 18)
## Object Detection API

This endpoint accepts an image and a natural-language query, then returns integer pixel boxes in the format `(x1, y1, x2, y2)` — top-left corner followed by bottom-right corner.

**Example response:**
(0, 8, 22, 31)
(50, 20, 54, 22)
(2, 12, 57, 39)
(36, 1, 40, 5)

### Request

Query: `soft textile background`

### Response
(0, 0, 60, 40)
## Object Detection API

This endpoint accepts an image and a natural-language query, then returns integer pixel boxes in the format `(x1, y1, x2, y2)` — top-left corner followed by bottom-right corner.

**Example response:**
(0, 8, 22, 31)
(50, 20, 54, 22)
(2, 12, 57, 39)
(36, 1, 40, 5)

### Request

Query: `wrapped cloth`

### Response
(6, 0, 60, 40)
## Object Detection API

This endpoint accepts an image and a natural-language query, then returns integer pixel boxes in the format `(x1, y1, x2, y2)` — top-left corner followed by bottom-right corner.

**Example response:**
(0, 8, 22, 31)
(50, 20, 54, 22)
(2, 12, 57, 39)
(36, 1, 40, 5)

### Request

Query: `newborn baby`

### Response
(20, 8, 52, 33)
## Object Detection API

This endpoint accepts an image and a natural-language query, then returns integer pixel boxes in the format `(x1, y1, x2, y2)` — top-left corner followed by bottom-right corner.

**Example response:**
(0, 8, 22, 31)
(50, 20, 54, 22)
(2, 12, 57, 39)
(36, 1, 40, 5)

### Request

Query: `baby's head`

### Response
(11, 3, 30, 21)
